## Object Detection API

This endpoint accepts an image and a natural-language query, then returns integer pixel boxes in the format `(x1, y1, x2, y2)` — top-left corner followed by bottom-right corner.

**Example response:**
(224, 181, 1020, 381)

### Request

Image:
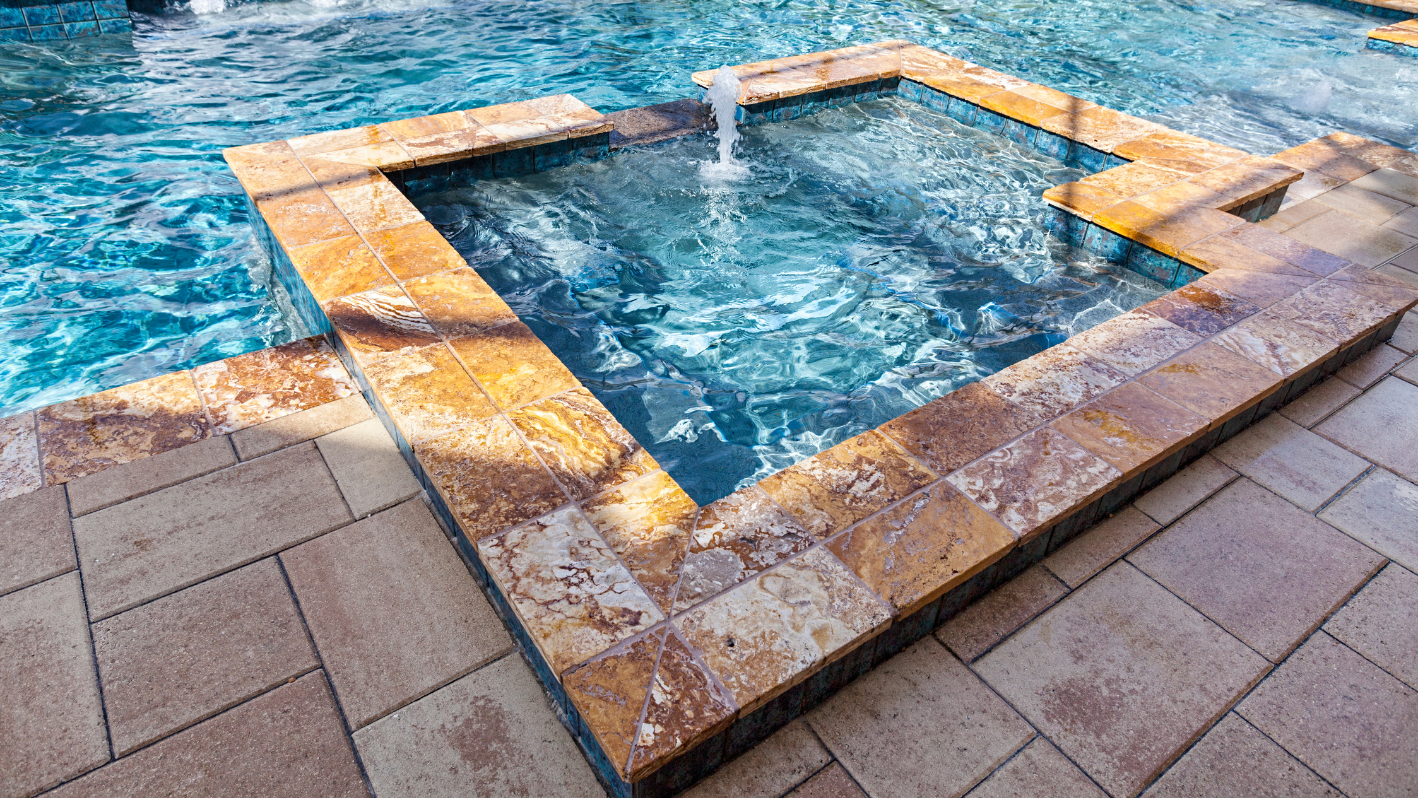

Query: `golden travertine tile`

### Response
(1131, 180, 1229, 216)
(509, 388, 658, 502)
(400, 126, 506, 167)
(479, 506, 663, 675)
(1212, 314, 1338, 378)
(1042, 181, 1128, 220)
(37, 371, 212, 485)
(299, 154, 383, 193)
(980, 91, 1067, 127)
(899, 44, 970, 80)
(1080, 162, 1192, 200)
(674, 547, 890, 711)
(403, 267, 517, 338)
(1050, 382, 1208, 474)
(1038, 106, 1166, 153)
(287, 235, 394, 303)
(758, 430, 936, 539)
(325, 179, 425, 234)
(449, 322, 580, 410)
(1139, 282, 1260, 337)
(1271, 138, 1380, 182)
(946, 426, 1121, 538)
(879, 381, 1043, 476)
(417, 415, 568, 541)
(362, 344, 497, 444)
(193, 336, 356, 434)
(1139, 342, 1283, 427)
(286, 125, 392, 157)
(1066, 310, 1202, 377)
(1188, 156, 1303, 208)
(378, 110, 477, 142)
(364, 221, 467, 282)
(1112, 130, 1248, 171)
(981, 344, 1128, 421)
(223, 150, 316, 203)
(323, 286, 441, 367)
(1010, 82, 1096, 114)
(673, 486, 815, 613)
(583, 471, 698, 614)
(316, 141, 415, 172)
(563, 630, 662, 777)
(828, 482, 1014, 616)
(1264, 281, 1393, 345)
(257, 187, 357, 249)
(0, 412, 42, 502)
(627, 629, 738, 780)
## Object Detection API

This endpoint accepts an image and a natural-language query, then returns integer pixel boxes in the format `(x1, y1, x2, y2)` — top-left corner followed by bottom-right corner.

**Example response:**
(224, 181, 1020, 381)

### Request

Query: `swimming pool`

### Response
(1, 0, 1414, 415)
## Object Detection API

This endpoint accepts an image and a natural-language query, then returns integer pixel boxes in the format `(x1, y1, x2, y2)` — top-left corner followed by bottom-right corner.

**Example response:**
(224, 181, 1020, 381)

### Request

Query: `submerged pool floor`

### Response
(419, 98, 1165, 502)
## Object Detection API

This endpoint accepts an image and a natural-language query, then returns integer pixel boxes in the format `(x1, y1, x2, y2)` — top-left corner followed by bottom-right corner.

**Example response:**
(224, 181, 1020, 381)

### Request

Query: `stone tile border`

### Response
(1306, 0, 1418, 56)
(3, 39, 1415, 798)
(0, 0, 132, 42)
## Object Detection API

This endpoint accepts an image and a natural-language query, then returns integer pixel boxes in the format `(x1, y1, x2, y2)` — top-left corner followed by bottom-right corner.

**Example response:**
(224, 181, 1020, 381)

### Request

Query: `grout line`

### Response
(65, 482, 117, 766)
(1228, 710, 1349, 797)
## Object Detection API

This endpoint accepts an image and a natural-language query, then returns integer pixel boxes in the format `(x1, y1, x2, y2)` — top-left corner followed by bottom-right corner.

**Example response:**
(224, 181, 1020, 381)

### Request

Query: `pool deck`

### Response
(4, 39, 1418, 798)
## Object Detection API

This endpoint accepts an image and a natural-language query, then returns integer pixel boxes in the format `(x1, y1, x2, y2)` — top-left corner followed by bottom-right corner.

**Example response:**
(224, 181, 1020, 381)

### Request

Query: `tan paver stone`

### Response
(1141, 713, 1340, 798)
(323, 286, 441, 368)
(1044, 506, 1162, 587)
(1280, 376, 1361, 428)
(1132, 453, 1236, 526)
(879, 381, 1043, 476)
(362, 343, 497, 444)
(1337, 344, 1408, 389)
(676, 547, 890, 712)
(1264, 198, 1335, 232)
(403, 267, 517, 337)
(47, 671, 366, 798)
(948, 427, 1122, 539)
(364, 221, 468, 282)
(1138, 342, 1282, 428)
(981, 344, 1127, 422)
(1312, 182, 1412, 225)
(1129, 478, 1385, 661)
(0, 411, 41, 502)
(230, 393, 374, 460)
(975, 562, 1269, 798)
(1212, 313, 1337, 379)
(0, 573, 108, 798)
(1051, 382, 1208, 473)
(583, 471, 698, 614)
(1325, 564, 1418, 690)
(0, 486, 74, 597)
(1319, 468, 1418, 572)
(313, 418, 421, 519)
(1212, 414, 1369, 512)
(1377, 309, 1417, 355)
(965, 737, 1107, 798)
(787, 763, 867, 798)
(282, 499, 511, 728)
(478, 506, 662, 676)
(1319, 377, 1418, 482)
(193, 337, 357, 434)
(1138, 282, 1260, 337)
(1065, 311, 1201, 378)
(759, 430, 935, 540)
(1385, 206, 1418, 238)
(937, 565, 1068, 662)
(1350, 167, 1418, 206)
(1238, 633, 1418, 798)
(830, 482, 1016, 617)
(1281, 171, 1344, 207)
(66, 435, 236, 517)
(509, 388, 658, 503)
(1195, 269, 1317, 309)
(449, 322, 581, 411)
(91, 559, 318, 755)
(73, 441, 353, 619)
(1283, 209, 1417, 268)
(679, 719, 830, 798)
(675, 485, 815, 612)
(808, 638, 1034, 798)
(353, 655, 602, 798)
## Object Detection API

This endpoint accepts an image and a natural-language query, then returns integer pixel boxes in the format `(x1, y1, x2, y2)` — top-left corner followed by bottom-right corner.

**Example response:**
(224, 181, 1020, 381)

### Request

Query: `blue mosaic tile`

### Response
(534, 137, 577, 172)
(1072, 144, 1109, 172)
(97, 15, 130, 32)
(1104, 152, 1129, 169)
(974, 107, 1010, 134)
(740, 100, 771, 126)
(0, 6, 24, 26)
(898, 79, 925, 104)
(1044, 204, 1088, 247)
(1081, 222, 1133, 263)
(573, 132, 611, 163)
(449, 154, 495, 186)
(22, 4, 61, 25)
(403, 165, 449, 195)
(62, 18, 96, 36)
(27, 21, 63, 38)
(1034, 129, 1073, 161)
(57, 1, 94, 22)
(92, 0, 125, 18)
(1168, 263, 1208, 289)
(922, 86, 951, 113)
(493, 145, 535, 178)
(1001, 118, 1038, 147)
(946, 98, 979, 125)
(1368, 37, 1418, 57)
(1126, 244, 1181, 284)
(776, 93, 805, 121)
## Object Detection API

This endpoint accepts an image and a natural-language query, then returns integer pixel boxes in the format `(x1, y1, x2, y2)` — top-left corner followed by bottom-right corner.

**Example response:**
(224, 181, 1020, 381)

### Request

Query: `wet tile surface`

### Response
(981, 345, 1128, 421)
(1050, 382, 1207, 473)
(1043, 506, 1160, 588)
(1138, 341, 1283, 426)
(583, 471, 698, 614)
(675, 485, 815, 613)
(479, 506, 663, 675)
(509, 388, 658, 503)
(1213, 414, 1369, 512)
(1325, 564, 1418, 690)
(879, 381, 1043, 476)
(194, 337, 356, 435)
(0, 486, 75, 597)
(0, 411, 41, 501)
(937, 564, 1067, 662)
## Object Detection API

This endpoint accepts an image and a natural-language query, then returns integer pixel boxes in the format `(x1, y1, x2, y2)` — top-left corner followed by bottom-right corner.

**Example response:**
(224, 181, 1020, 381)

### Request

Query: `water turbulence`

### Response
(700, 66, 749, 180)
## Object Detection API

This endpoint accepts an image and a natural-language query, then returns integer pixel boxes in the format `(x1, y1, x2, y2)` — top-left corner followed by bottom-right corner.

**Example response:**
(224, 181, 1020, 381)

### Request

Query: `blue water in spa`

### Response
(1, 0, 1414, 421)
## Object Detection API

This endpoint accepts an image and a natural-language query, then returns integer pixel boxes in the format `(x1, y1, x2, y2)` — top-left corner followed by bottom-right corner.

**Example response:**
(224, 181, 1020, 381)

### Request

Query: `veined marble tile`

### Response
(982, 344, 1128, 421)
(828, 482, 1014, 617)
(416, 415, 567, 541)
(1266, 281, 1393, 346)
(1140, 342, 1283, 428)
(508, 388, 657, 502)
(0, 412, 42, 501)
(287, 235, 394, 303)
(1050, 382, 1208, 473)
(1140, 282, 1260, 337)
(628, 628, 738, 780)
(947, 427, 1121, 539)
(323, 286, 440, 367)
(563, 629, 663, 778)
(37, 371, 212, 486)
(325, 179, 424, 234)
(402, 268, 517, 339)
(479, 507, 663, 675)
(362, 344, 497, 444)
(450, 322, 580, 411)
(1212, 314, 1338, 378)
(879, 381, 1042, 476)
(758, 431, 936, 540)
(583, 472, 698, 614)
(675, 547, 890, 712)
(673, 485, 815, 613)
(1067, 310, 1202, 377)
(193, 337, 357, 434)
(365, 221, 467, 282)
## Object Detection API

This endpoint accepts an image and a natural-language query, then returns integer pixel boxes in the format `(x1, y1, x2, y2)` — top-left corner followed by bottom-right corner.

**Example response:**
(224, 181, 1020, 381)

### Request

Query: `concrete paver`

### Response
(0, 574, 108, 798)
(45, 671, 366, 798)
(787, 763, 867, 798)
(1324, 564, 1418, 690)
(1128, 478, 1385, 661)
(808, 638, 1034, 798)
(92, 559, 319, 755)
(1319, 467, 1418, 572)
(975, 563, 1268, 798)
(352, 655, 602, 798)
(937, 565, 1068, 662)
(281, 498, 511, 728)
(1335, 344, 1408, 389)
(1130, 455, 1236, 526)
(1283, 209, 1417, 267)
(0, 486, 74, 598)
(65, 436, 236, 518)
(1213, 413, 1369, 511)
(72, 441, 352, 619)
(1043, 506, 1161, 588)
(1389, 311, 1418, 354)
(1319, 377, 1418, 482)
(1141, 713, 1339, 798)
(1239, 633, 1418, 798)
(230, 394, 373, 460)
(681, 720, 830, 798)
(1280, 378, 1360, 428)
(964, 737, 1106, 798)
(315, 418, 421, 519)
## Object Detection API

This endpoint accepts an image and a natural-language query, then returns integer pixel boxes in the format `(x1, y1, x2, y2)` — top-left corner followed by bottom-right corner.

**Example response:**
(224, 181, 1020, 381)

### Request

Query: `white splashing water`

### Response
(700, 66, 749, 181)
(190, 0, 228, 13)
(1294, 78, 1333, 114)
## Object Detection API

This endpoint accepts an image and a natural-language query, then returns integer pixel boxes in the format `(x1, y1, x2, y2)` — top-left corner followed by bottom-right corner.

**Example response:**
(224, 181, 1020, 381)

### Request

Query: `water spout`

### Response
(700, 66, 749, 180)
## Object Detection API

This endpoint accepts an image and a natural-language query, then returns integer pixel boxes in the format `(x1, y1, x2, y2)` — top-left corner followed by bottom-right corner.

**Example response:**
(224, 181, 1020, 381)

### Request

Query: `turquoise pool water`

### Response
(0, 0, 1414, 415)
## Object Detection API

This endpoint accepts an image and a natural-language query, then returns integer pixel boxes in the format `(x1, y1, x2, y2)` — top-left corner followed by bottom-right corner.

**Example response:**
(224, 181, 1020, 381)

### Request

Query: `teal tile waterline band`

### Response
(1299, 0, 1413, 20)
(1368, 36, 1418, 55)
(0, 0, 132, 42)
